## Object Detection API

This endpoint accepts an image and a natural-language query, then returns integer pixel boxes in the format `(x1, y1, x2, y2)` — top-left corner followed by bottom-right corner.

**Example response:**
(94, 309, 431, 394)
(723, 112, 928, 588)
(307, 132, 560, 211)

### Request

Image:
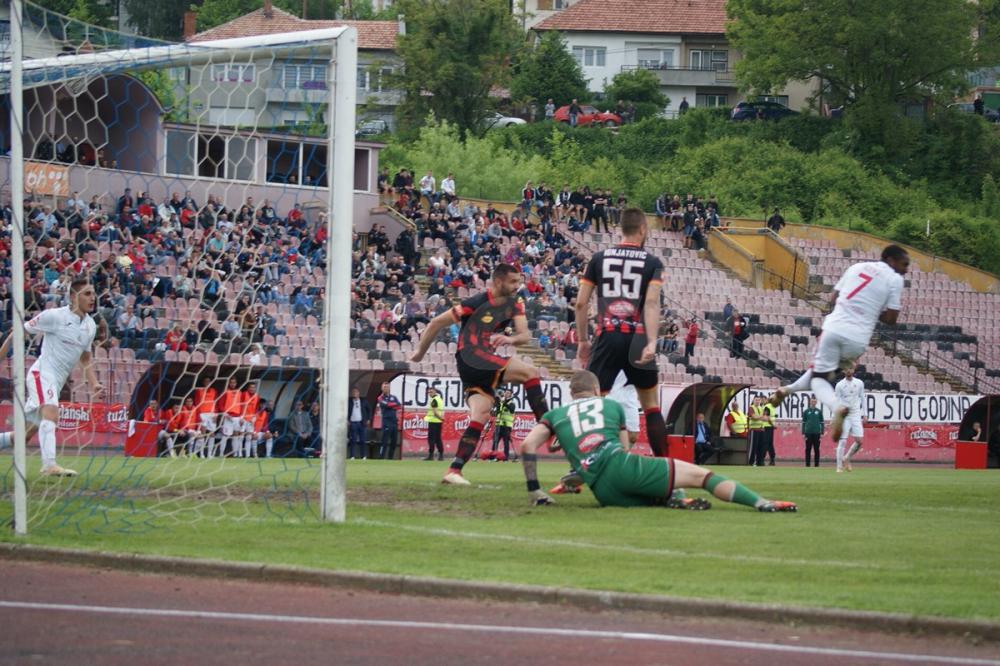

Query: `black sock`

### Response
(523, 378, 548, 419)
(450, 421, 484, 471)
(645, 407, 668, 457)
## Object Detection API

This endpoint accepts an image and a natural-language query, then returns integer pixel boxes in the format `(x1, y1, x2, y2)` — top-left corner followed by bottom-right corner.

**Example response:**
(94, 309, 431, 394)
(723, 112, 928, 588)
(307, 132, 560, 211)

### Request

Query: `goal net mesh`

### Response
(0, 1, 353, 534)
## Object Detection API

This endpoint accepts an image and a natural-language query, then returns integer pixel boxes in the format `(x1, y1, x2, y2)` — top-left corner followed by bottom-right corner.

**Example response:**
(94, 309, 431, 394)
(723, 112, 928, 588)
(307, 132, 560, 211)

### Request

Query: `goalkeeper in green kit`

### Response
(521, 371, 797, 512)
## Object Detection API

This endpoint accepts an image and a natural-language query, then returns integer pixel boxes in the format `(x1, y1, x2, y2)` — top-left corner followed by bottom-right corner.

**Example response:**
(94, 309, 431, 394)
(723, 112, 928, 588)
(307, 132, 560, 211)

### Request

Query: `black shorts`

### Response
(456, 348, 510, 399)
(588, 331, 658, 392)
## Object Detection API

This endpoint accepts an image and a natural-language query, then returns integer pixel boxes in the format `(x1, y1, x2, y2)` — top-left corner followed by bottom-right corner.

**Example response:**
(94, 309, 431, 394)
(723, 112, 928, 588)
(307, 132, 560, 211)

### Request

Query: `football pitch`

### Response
(2, 458, 999, 622)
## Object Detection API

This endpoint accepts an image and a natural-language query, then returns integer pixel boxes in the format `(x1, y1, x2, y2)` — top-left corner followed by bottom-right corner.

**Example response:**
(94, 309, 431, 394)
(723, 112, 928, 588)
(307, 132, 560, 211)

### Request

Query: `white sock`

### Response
(0, 431, 11, 450)
(265, 437, 273, 458)
(39, 419, 57, 468)
(847, 440, 862, 459)
(836, 438, 847, 470)
(810, 377, 839, 414)
(783, 369, 814, 394)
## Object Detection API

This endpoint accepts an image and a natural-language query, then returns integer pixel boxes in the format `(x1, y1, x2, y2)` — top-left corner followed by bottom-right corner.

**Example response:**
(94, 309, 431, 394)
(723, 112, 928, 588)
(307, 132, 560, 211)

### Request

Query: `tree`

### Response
(726, 0, 988, 151)
(510, 31, 589, 115)
(603, 68, 668, 119)
(120, 0, 190, 40)
(394, 0, 523, 135)
(194, 0, 341, 33)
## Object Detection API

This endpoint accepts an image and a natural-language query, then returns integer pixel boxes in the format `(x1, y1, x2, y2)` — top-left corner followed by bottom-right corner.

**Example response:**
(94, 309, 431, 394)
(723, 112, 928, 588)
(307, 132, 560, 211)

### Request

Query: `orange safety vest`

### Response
(182, 406, 200, 430)
(219, 390, 242, 417)
(254, 411, 270, 433)
(242, 392, 260, 421)
(195, 387, 217, 415)
(167, 409, 188, 432)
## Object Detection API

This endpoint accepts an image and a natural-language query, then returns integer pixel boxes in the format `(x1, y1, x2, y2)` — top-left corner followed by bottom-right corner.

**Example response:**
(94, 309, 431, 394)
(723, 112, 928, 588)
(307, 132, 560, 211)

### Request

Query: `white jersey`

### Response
(607, 371, 640, 432)
(835, 376, 866, 416)
(823, 261, 904, 345)
(25, 306, 97, 388)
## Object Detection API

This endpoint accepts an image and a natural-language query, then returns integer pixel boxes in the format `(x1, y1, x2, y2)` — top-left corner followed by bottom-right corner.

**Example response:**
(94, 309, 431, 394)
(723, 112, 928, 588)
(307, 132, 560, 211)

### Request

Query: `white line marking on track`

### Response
(353, 518, 897, 570)
(1, 600, 995, 665)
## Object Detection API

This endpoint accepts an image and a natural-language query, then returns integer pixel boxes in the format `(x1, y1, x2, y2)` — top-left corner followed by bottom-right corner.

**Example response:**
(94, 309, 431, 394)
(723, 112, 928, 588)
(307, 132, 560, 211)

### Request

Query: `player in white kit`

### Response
(834, 364, 865, 472)
(0, 278, 102, 476)
(769, 245, 908, 442)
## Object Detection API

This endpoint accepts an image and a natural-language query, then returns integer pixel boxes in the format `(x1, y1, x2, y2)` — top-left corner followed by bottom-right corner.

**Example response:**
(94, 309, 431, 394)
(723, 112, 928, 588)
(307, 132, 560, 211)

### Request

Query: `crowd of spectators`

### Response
(2, 186, 332, 358)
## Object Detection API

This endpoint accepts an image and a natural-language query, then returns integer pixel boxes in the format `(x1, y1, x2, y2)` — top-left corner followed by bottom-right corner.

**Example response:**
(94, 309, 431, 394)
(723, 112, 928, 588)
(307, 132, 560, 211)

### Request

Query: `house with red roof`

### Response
(179, 0, 402, 130)
(533, 0, 817, 114)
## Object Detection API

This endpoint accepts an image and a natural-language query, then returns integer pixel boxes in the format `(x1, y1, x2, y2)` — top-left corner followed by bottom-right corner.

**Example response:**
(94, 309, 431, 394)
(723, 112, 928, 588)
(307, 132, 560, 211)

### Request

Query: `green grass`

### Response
(2, 457, 999, 621)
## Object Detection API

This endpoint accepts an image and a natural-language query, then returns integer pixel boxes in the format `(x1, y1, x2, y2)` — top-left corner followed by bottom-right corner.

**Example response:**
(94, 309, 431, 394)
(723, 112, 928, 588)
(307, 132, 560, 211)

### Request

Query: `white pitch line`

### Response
(1, 600, 995, 666)
(353, 518, 899, 570)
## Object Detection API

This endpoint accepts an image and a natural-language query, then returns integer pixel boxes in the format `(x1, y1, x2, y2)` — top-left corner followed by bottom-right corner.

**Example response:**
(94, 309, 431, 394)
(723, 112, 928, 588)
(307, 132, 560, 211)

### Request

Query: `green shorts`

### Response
(589, 451, 675, 508)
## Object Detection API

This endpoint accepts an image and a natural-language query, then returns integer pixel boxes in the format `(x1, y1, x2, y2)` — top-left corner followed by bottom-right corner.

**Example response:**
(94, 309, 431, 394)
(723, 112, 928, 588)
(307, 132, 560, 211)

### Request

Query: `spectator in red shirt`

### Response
(685, 318, 699, 359)
(164, 322, 188, 352)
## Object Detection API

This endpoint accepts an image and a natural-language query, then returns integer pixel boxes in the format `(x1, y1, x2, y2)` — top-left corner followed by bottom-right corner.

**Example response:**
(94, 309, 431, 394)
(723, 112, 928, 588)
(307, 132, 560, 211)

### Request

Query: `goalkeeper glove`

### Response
(529, 489, 555, 506)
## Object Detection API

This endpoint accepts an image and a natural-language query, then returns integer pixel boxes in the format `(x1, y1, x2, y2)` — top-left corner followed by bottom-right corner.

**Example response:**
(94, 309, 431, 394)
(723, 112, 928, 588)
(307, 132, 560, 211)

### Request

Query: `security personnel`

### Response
(491, 387, 516, 460)
(726, 400, 748, 437)
(424, 386, 445, 461)
(762, 400, 777, 466)
(748, 395, 768, 466)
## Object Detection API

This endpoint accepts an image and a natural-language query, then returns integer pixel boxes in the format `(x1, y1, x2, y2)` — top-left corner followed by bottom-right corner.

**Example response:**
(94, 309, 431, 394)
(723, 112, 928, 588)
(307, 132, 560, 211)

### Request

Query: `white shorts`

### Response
(842, 413, 864, 439)
(25, 368, 61, 423)
(812, 331, 868, 374)
(221, 415, 242, 437)
(607, 383, 640, 433)
(199, 413, 217, 432)
(241, 419, 255, 434)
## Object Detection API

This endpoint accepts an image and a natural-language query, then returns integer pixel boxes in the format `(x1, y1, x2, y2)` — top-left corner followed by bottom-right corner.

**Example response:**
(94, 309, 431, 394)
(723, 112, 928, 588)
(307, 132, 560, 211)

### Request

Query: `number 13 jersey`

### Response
(581, 243, 663, 336)
(823, 261, 904, 345)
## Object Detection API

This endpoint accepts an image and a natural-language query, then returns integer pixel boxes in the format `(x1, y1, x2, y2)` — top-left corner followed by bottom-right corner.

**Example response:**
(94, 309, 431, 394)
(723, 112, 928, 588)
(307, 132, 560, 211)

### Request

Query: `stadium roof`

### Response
(534, 0, 727, 35)
(189, 7, 399, 50)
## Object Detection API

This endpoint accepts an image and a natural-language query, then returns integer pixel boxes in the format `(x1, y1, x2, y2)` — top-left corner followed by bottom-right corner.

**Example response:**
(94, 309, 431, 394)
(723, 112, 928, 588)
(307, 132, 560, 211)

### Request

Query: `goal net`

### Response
(0, 0, 356, 534)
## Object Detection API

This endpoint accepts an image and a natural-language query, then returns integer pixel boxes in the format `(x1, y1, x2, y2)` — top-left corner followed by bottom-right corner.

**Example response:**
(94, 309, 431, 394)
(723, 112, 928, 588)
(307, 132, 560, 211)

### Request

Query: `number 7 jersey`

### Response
(823, 261, 904, 345)
(581, 243, 664, 336)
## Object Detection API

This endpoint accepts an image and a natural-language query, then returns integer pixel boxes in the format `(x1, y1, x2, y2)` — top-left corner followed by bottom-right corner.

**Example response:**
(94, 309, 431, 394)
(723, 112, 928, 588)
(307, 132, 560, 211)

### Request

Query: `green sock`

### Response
(703, 473, 764, 509)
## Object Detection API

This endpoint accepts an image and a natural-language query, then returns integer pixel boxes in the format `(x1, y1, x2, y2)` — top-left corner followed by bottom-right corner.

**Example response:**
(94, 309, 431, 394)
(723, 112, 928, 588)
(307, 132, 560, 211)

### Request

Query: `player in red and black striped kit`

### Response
(410, 263, 549, 486)
(575, 207, 670, 458)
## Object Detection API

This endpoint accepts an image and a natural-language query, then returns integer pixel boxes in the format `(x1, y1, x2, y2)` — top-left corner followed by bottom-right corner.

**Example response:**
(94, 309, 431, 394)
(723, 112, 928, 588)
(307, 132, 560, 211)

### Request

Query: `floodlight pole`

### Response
(320, 27, 357, 523)
(9, 0, 28, 535)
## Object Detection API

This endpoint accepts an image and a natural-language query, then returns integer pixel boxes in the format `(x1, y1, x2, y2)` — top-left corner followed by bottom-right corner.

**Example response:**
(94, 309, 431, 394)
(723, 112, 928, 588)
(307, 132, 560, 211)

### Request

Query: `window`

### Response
(696, 94, 728, 107)
(572, 46, 606, 68)
(689, 49, 728, 71)
(357, 66, 394, 92)
(536, 0, 553, 9)
(211, 63, 255, 83)
(164, 130, 255, 181)
(637, 48, 674, 69)
(275, 64, 327, 90)
(167, 67, 187, 85)
(554, 0, 571, 8)
(165, 130, 195, 176)
(759, 95, 789, 107)
(302, 143, 328, 187)
(266, 140, 301, 185)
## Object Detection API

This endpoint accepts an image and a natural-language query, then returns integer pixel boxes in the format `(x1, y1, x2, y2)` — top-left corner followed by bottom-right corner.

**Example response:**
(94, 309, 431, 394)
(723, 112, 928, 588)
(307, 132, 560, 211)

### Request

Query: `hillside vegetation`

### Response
(382, 110, 1000, 275)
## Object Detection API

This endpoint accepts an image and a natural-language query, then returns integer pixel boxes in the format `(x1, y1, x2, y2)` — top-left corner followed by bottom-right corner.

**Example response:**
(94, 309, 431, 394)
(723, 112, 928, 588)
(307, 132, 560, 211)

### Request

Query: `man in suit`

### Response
(693, 412, 718, 464)
(348, 387, 371, 459)
(376, 382, 402, 460)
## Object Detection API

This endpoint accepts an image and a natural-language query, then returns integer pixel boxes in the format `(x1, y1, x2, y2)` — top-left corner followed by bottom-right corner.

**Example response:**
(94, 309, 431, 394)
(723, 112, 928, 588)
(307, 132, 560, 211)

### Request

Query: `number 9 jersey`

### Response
(581, 243, 663, 392)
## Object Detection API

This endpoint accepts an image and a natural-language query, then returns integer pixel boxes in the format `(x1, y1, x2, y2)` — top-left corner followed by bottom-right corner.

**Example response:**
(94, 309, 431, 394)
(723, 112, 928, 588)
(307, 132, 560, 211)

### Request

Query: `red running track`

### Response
(1, 560, 998, 666)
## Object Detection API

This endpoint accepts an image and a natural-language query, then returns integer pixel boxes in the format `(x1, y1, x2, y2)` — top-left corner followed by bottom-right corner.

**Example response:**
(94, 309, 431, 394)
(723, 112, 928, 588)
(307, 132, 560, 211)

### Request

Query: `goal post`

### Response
(4, 0, 357, 533)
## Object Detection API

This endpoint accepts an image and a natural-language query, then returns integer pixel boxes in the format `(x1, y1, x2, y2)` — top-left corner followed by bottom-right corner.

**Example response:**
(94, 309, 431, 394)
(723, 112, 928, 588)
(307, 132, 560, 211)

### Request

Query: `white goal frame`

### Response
(7, 0, 356, 532)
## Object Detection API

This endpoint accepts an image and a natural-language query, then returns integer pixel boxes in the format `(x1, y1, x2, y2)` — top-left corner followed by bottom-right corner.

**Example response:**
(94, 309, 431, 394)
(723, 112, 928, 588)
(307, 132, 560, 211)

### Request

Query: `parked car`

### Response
(355, 119, 390, 138)
(485, 111, 527, 129)
(553, 105, 622, 127)
(730, 100, 799, 121)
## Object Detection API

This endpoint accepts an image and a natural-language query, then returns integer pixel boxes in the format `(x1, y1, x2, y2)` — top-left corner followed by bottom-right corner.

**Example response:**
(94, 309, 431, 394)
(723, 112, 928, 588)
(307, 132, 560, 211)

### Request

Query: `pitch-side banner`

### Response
(738, 389, 977, 424)
(0, 402, 129, 432)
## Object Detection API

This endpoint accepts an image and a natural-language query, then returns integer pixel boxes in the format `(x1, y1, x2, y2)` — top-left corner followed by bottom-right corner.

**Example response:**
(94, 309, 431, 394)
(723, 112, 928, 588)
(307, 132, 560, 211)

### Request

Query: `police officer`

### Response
(491, 387, 516, 460)
(424, 386, 444, 461)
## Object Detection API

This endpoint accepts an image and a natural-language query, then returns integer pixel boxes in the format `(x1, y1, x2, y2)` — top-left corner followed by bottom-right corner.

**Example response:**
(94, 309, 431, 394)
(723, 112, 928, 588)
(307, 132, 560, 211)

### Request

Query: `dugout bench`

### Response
(666, 382, 752, 465)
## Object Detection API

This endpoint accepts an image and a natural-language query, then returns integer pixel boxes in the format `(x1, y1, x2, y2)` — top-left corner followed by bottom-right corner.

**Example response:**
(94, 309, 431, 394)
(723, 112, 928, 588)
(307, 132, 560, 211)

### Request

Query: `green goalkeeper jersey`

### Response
(541, 397, 626, 485)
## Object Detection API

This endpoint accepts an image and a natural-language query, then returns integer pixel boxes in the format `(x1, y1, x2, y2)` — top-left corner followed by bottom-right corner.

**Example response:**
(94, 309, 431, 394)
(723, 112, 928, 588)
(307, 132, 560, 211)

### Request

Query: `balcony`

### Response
(265, 82, 329, 105)
(621, 64, 735, 88)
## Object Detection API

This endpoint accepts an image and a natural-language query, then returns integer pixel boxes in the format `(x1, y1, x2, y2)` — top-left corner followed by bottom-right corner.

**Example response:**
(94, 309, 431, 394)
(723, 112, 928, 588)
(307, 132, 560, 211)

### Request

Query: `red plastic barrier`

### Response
(124, 422, 159, 458)
(666, 435, 695, 463)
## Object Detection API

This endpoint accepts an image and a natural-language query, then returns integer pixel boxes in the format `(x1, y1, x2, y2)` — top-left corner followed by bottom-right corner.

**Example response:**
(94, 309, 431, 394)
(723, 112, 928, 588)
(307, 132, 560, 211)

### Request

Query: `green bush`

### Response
(381, 115, 1000, 275)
